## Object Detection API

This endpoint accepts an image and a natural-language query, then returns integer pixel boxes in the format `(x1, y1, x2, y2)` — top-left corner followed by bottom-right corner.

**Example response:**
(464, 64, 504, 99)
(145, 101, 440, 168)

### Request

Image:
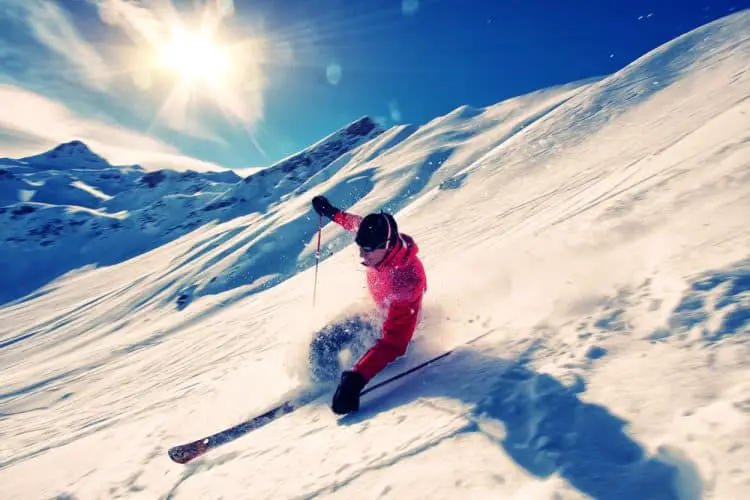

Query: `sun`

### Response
(133, 4, 268, 138)
(158, 27, 231, 84)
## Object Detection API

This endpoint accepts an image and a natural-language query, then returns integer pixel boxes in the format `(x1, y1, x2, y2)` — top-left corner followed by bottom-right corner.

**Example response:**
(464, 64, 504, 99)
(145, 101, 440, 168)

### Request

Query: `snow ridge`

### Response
(0, 118, 383, 305)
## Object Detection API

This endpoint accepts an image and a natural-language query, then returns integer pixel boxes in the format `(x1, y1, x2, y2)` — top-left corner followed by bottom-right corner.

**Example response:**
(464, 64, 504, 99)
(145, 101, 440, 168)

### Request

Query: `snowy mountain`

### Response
(0, 11, 749, 500)
(18, 140, 111, 169)
(0, 117, 380, 304)
(0, 141, 140, 205)
(203, 116, 383, 213)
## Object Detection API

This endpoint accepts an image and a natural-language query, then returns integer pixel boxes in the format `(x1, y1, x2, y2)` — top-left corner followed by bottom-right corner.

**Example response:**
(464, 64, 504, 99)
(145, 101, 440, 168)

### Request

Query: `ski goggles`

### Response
(359, 241, 388, 253)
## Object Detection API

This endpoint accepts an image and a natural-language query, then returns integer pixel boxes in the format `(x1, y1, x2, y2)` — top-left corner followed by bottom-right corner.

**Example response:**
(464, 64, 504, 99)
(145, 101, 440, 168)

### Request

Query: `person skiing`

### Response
(311, 195, 427, 415)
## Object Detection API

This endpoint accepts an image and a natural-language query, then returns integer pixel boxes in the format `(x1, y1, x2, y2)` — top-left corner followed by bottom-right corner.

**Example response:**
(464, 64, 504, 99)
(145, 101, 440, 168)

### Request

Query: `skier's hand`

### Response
(312, 195, 339, 220)
(332, 370, 366, 415)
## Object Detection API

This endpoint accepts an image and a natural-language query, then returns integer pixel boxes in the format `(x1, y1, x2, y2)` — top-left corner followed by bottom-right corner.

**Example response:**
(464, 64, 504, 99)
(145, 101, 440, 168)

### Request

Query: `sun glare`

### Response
(129, 2, 268, 136)
(158, 28, 230, 83)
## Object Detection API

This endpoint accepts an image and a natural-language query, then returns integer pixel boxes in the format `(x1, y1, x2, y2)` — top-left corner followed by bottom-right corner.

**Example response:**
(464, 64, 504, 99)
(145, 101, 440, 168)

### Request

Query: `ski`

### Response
(168, 389, 323, 464)
(168, 330, 494, 464)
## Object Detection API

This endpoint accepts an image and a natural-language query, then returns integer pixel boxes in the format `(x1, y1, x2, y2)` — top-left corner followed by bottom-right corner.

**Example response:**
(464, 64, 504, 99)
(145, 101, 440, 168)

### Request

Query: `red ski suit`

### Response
(333, 211, 427, 381)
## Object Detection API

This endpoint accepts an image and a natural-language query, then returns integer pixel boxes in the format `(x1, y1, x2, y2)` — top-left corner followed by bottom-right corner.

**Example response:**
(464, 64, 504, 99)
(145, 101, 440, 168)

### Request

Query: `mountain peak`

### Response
(56, 139, 87, 149)
(21, 139, 110, 169)
(342, 116, 379, 137)
(47, 139, 97, 157)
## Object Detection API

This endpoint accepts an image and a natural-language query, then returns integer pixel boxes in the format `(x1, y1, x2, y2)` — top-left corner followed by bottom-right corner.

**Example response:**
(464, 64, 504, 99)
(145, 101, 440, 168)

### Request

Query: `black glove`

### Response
(312, 195, 339, 220)
(331, 370, 367, 415)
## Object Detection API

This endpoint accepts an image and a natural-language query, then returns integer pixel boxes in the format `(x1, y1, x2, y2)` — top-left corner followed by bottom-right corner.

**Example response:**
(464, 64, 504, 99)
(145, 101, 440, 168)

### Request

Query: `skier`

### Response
(311, 195, 427, 415)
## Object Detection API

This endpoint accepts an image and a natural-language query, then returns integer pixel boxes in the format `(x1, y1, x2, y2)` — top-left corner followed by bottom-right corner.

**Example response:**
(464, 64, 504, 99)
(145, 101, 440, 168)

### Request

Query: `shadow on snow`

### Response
(339, 347, 698, 500)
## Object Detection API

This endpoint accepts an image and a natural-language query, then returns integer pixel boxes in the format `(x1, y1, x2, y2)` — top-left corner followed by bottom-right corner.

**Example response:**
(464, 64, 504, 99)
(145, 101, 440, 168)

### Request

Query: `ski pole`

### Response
(361, 329, 496, 396)
(312, 214, 323, 307)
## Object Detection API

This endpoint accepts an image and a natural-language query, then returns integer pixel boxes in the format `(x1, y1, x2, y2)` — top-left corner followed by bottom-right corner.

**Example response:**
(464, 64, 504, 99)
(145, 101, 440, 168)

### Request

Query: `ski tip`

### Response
(168, 441, 208, 464)
(168, 447, 191, 464)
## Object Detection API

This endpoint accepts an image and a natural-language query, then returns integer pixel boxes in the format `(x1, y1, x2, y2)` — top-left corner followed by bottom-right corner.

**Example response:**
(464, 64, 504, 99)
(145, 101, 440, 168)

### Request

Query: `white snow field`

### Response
(1, 10, 748, 500)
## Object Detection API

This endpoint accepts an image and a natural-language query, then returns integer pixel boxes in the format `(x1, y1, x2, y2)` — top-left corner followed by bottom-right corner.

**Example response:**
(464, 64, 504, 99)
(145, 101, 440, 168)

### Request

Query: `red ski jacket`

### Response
(333, 211, 427, 381)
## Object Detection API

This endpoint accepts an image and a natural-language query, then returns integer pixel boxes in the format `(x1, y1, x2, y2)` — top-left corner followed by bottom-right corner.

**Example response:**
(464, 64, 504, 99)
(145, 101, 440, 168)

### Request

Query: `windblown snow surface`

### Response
(1, 11, 749, 500)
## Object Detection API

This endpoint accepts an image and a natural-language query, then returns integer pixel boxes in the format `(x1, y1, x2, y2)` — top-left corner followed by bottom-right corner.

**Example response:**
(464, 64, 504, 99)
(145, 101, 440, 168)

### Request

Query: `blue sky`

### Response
(0, 0, 746, 171)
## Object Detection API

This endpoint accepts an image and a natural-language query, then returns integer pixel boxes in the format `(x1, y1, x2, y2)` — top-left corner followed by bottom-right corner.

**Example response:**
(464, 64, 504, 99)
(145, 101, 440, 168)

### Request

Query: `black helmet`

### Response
(355, 212, 398, 251)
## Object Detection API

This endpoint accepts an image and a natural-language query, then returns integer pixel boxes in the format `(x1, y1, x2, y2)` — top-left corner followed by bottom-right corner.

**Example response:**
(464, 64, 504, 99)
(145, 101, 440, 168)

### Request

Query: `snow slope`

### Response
(0, 11, 749, 500)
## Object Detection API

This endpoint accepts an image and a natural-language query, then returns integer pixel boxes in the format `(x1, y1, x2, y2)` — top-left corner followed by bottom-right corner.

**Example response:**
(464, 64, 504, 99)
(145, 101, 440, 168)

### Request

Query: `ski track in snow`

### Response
(0, 10, 749, 500)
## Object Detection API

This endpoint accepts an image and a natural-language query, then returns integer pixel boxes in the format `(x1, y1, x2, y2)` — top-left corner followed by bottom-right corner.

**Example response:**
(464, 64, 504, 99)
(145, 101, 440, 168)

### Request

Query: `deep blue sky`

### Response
(0, 0, 746, 170)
